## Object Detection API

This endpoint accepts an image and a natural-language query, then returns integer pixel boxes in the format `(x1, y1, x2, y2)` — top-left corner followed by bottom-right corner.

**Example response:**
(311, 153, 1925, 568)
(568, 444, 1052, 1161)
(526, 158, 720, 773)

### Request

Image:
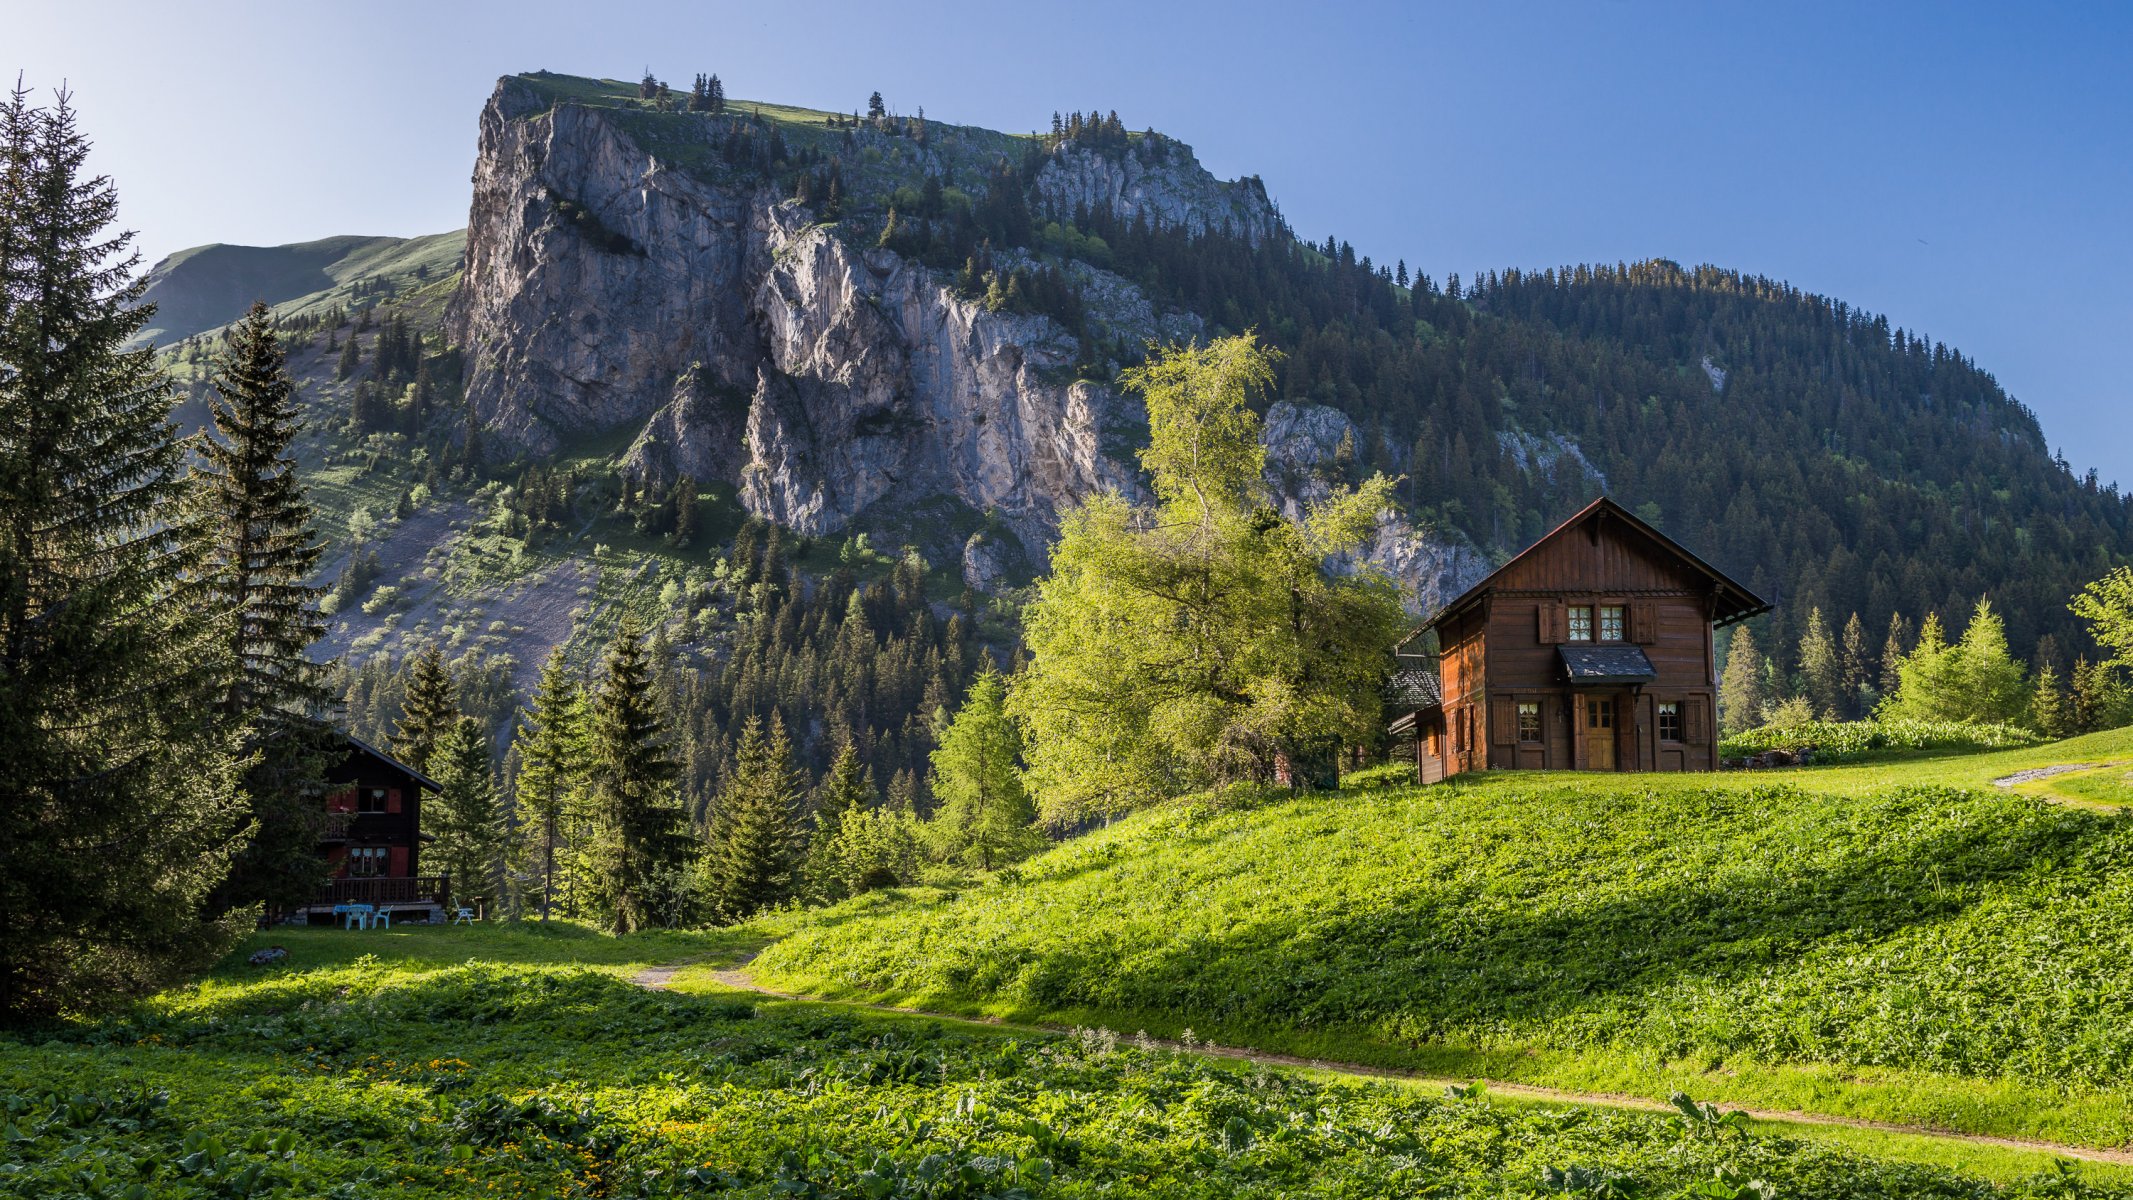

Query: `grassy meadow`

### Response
(7, 923, 2133, 1197)
(753, 727, 2133, 1150)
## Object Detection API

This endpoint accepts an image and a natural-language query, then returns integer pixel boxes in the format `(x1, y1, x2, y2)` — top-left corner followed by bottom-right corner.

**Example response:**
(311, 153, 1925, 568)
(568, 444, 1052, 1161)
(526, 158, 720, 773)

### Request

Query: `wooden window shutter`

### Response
(1685, 697, 1707, 743)
(1539, 600, 1565, 643)
(1490, 697, 1516, 745)
(1632, 601, 1658, 644)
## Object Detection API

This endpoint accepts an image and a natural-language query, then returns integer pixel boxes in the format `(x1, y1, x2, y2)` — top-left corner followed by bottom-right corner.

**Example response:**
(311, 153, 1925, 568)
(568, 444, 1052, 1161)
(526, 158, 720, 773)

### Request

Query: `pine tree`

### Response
(0, 84, 243, 1021)
(510, 647, 587, 921)
(708, 74, 725, 115)
(431, 716, 502, 915)
(928, 669, 1040, 869)
(1717, 625, 1768, 735)
(191, 300, 338, 916)
(391, 645, 457, 776)
(2028, 660, 2068, 739)
(587, 620, 685, 934)
(706, 713, 804, 920)
(1795, 607, 1841, 719)
(803, 736, 872, 901)
(335, 333, 360, 380)
(1879, 613, 1913, 701)
(867, 91, 885, 120)
(1839, 612, 1873, 717)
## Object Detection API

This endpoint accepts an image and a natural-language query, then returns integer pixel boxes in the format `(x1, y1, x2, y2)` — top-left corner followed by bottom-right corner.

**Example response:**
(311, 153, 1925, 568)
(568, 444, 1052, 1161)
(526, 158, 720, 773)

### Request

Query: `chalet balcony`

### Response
(310, 875, 451, 911)
(320, 812, 410, 843)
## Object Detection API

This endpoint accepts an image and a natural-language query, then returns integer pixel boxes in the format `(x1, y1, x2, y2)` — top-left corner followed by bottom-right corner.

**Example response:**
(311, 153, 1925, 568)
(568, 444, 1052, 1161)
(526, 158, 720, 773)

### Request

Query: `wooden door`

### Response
(1582, 695, 1617, 770)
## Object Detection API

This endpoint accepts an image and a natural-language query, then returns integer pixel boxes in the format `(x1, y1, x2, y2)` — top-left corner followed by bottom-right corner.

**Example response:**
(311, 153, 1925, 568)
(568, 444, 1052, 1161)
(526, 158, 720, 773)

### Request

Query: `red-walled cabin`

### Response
(1388, 497, 1768, 780)
(307, 736, 448, 921)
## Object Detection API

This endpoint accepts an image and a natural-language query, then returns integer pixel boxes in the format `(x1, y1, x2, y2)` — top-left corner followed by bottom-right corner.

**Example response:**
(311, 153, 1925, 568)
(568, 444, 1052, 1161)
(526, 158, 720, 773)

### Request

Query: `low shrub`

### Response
(1721, 717, 2041, 763)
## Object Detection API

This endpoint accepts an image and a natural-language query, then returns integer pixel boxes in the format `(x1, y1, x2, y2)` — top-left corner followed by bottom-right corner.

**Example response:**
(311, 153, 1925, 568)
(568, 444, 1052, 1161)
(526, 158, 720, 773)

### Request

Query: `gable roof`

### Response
(1386, 666, 1443, 711)
(343, 734, 443, 793)
(1418, 496, 1769, 634)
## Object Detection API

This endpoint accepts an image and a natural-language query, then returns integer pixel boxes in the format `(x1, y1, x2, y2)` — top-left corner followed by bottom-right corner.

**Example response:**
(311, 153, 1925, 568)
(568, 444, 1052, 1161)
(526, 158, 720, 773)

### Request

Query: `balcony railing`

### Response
(311, 875, 450, 910)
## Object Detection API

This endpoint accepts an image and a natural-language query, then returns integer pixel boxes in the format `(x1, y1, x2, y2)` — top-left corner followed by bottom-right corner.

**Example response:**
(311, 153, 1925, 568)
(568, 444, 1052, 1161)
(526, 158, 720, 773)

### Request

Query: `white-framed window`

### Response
(1567, 606, 1593, 641)
(1599, 605, 1624, 641)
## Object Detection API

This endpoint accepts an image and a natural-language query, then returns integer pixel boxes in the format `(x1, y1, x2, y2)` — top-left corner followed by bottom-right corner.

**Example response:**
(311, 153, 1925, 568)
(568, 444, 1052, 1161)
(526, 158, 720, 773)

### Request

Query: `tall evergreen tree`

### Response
(1879, 613, 1913, 701)
(510, 647, 587, 921)
(191, 301, 337, 917)
(2028, 660, 2068, 739)
(0, 84, 243, 1021)
(929, 669, 1040, 869)
(1839, 611, 1873, 717)
(1795, 607, 1841, 719)
(802, 735, 873, 902)
(391, 645, 457, 775)
(706, 713, 804, 920)
(431, 716, 502, 915)
(1717, 625, 1768, 735)
(587, 620, 685, 934)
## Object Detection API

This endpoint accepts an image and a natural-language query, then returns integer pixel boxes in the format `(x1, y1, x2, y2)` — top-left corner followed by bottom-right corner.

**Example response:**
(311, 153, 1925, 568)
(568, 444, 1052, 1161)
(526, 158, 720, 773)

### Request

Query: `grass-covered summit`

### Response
(754, 728, 2133, 1149)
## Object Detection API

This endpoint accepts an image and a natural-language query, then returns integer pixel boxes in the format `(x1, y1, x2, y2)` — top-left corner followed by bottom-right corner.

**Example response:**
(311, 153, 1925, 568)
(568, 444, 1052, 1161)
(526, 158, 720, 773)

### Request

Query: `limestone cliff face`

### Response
(452, 79, 1143, 542)
(449, 79, 766, 456)
(1035, 144, 1278, 243)
(1262, 402, 1492, 615)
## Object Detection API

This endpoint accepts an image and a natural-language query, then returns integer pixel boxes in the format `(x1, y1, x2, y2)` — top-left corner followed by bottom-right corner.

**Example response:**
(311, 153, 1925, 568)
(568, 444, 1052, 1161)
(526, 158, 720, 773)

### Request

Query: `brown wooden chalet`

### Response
(302, 736, 450, 922)
(1389, 497, 1768, 780)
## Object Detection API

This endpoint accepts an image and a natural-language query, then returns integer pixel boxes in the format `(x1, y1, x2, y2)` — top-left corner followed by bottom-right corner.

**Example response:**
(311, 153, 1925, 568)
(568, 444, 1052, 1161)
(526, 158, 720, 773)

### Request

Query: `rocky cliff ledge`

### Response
(448, 76, 1479, 605)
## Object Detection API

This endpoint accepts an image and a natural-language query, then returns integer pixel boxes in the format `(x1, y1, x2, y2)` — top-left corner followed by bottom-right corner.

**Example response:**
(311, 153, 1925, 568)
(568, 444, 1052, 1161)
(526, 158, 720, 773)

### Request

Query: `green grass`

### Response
(754, 729, 2133, 1149)
(1721, 717, 2043, 763)
(6, 925, 2128, 1197)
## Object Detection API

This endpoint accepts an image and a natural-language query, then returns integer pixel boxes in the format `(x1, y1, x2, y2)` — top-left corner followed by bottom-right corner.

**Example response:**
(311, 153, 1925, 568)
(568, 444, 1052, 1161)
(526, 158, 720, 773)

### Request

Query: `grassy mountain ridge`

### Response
(132, 230, 464, 347)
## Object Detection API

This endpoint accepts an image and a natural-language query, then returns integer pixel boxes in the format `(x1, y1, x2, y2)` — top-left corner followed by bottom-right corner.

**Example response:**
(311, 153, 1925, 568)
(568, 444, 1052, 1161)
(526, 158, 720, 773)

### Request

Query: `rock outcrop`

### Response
(1263, 402, 1492, 615)
(451, 79, 1149, 541)
(1035, 143, 1277, 243)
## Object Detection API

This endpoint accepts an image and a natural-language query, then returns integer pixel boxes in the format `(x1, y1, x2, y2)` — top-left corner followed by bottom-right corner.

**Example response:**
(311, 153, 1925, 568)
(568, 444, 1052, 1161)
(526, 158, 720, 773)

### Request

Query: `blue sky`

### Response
(15, 0, 2131, 480)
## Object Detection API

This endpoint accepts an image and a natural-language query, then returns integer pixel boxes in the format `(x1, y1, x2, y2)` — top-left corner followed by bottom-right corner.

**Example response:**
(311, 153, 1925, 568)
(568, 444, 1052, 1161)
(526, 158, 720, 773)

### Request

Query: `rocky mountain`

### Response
(141, 71, 2132, 696)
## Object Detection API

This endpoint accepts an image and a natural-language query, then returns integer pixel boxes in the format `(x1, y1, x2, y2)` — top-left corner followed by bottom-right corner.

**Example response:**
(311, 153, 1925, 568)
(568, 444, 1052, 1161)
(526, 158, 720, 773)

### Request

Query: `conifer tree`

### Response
(191, 300, 337, 916)
(1879, 613, 1913, 700)
(392, 645, 457, 775)
(1795, 607, 1841, 719)
(431, 716, 503, 912)
(511, 647, 587, 921)
(0, 84, 243, 1021)
(803, 736, 872, 901)
(706, 713, 804, 920)
(1839, 611, 1873, 717)
(1717, 625, 1768, 735)
(335, 333, 360, 380)
(2028, 660, 2068, 739)
(587, 620, 685, 934)
(929, 669, 1040, 869)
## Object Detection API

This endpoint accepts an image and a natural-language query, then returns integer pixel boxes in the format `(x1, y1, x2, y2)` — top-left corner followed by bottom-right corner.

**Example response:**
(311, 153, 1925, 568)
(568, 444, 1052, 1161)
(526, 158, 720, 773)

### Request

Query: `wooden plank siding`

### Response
(1390, 497, 1764, 781)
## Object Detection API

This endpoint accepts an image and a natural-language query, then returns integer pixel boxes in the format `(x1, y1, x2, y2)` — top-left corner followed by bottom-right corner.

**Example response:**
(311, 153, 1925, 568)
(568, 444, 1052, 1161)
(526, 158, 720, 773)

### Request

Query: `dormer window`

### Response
(1599, 605, 1624, 641)
(1567, 606, 1593, 641)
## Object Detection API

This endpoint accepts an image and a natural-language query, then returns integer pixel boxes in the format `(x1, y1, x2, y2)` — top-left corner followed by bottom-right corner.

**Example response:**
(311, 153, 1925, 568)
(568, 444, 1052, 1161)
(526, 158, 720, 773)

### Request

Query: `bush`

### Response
(1341, 761, 1418, 790)
(1720, 717, 2041, 763)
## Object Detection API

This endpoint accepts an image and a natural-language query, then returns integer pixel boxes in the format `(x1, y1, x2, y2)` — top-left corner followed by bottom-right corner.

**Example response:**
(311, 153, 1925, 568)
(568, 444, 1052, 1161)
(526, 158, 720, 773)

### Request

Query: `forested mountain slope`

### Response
(139, 72, 2132, 765)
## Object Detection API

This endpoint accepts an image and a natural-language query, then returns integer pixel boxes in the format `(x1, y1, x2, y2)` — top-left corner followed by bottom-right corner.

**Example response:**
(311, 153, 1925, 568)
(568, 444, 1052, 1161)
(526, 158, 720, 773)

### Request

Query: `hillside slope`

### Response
(133, 231, 464, 346)
(753, 729, 2133, 1146)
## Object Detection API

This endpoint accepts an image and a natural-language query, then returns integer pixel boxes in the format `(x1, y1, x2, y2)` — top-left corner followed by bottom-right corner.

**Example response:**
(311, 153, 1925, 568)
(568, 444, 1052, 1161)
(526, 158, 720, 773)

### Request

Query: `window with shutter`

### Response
(1685, 697, 1707, 743)
(1491, 698, 1516, 745)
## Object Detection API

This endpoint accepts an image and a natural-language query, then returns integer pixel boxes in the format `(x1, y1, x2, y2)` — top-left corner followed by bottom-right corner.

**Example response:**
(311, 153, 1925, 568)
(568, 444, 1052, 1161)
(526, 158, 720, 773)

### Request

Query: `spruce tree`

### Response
(1839, 612, 1873, 717)
(928, 669, 1040, 869)
(1717, 625, 1768, 736)
(335, 332, 360, 380)
(191, 300, 337, 916)
(0, 84, 243, 1021)
(706, 713, 804, 920)
(2028, 661, 2068, 739)
(803, 736, 873, 901)
(391, 645, 457, 775)
(511, 647, 587, 921)
(587, 620, 685, 934)
(431, 716, 502, 915)
(1795, 607, 1841, 719)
